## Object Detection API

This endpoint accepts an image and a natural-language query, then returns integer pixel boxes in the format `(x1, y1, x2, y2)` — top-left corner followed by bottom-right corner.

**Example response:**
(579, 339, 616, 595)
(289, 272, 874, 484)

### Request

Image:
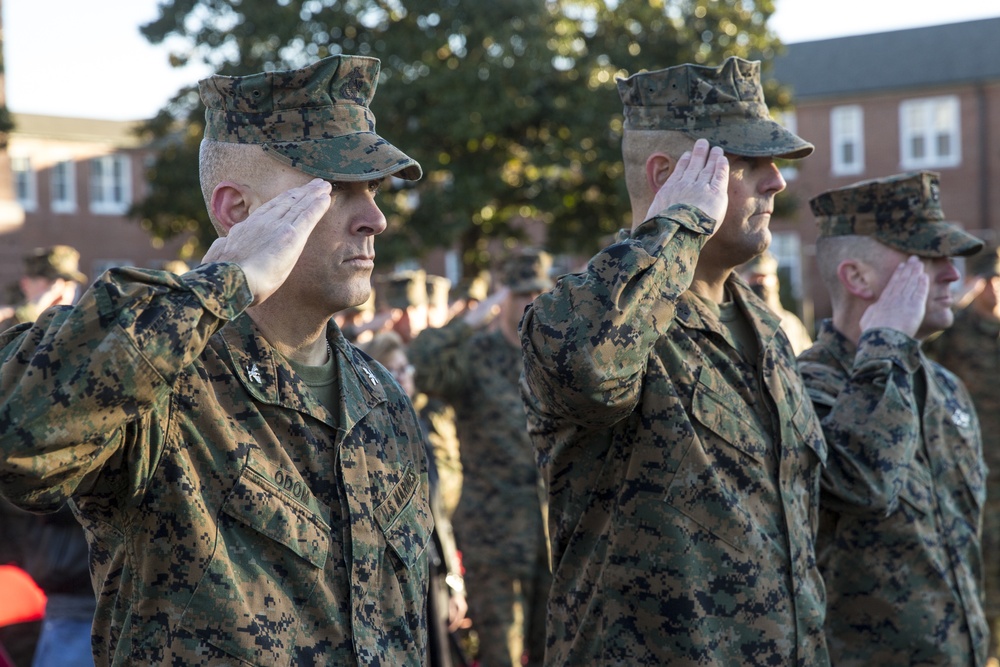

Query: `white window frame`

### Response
(11, 155, 37, 212)
(51, 159, 77, 214)
(830, 105, 864, 176)
(899, 96, 961, 169)
(89, 154, 132, 215)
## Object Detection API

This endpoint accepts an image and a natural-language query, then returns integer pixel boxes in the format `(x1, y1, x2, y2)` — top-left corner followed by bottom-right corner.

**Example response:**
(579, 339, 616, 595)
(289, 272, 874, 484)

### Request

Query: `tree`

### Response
(134, 0, 784, 273)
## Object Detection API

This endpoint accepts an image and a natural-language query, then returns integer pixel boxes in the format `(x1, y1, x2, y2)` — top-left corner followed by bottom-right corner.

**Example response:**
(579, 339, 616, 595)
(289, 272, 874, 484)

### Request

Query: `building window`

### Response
(831, 105, 864, 176)
(899, 96, 960, 169)
(11, 156, 37, 212)
(89, 154, 132, 215)
(51, 160, 77, 213)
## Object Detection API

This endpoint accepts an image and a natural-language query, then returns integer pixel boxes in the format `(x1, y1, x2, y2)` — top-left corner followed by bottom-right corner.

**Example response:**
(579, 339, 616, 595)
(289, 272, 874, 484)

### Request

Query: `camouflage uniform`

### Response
(520, 207, 828, 666)
(518, 57, 826, 666)
(410, 251, 552, 667)
(0, 56, 432, 666)
(0, 264, 432, 666)
(801, 172, 988, 667)
(925, 245, 1000, 658)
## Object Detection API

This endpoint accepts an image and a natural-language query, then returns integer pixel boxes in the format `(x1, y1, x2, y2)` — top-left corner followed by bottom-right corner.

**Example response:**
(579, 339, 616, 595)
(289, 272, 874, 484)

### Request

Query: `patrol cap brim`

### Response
(264, 132, 422, 182)
(874, 221, 984, 259)
(676, 119, 814, 160)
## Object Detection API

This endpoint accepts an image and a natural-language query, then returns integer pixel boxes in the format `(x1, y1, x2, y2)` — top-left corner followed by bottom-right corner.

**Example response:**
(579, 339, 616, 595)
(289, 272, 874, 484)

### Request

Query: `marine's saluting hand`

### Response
(643, 138, 729, 232)
(859, 255, 929, 338)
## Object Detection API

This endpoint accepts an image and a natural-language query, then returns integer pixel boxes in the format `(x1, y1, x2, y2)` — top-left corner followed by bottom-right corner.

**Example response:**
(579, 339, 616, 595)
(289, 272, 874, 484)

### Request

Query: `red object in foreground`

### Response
(0, 565, 46, 627)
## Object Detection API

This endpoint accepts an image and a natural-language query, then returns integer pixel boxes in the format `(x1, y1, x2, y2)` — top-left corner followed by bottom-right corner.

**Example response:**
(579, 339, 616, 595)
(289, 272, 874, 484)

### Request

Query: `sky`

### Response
(5, 0, 1000, 121)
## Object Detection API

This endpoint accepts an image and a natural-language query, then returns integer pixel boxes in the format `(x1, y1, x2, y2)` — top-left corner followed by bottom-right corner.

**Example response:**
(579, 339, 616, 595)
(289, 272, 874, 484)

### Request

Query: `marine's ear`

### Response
(211, 181, 253, 234)
(645, 153, 676, 193)
(837, 258, 877, 300)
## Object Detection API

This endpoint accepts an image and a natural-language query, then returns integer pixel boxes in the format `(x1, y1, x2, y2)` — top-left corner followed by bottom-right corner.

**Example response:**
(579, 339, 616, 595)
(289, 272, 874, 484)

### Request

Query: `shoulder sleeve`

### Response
(0, 262, 252, 509)
(799, 327, 923, 515)
(519, 204, 714, 428)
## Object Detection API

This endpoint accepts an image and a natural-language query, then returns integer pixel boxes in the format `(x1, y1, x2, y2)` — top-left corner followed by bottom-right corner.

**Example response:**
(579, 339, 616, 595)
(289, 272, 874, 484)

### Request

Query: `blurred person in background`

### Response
(0, 246, 87, 332)
(738, 249, 813, 354)
(410, 248, 553, 667)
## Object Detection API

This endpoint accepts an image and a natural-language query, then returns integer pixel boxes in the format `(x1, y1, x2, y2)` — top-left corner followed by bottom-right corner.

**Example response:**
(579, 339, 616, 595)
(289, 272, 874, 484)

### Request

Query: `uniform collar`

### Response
(675, 273, 782, 342)
(220, 314, 386, 431)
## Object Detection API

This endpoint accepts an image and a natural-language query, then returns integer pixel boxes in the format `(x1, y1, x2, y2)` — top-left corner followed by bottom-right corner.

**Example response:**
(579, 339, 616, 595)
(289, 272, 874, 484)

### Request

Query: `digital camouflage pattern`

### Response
(200, 55, 421, 182)
(925, 306, 1000, 628)
(409, 318, 550, 666)
(810, 171, 983, 258)
(617, 56, 814, 159)
(519, 205, 829, 666)
(0, 262, 432, 666)
(799, 322, 988, 666)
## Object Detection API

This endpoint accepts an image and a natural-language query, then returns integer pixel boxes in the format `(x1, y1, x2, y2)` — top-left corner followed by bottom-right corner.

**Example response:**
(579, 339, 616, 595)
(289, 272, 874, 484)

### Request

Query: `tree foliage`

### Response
(135, 0, 784, 271)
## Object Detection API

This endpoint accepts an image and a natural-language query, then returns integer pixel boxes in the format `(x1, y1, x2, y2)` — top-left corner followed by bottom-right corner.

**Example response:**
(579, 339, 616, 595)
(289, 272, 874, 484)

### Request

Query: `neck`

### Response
(248, 299, 331, 365)
(689, 265, 732, 303)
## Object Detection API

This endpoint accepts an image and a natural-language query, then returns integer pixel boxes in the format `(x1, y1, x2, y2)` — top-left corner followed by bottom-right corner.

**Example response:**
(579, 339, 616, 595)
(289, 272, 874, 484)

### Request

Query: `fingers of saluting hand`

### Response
(651, 138, 729, 226)
(242, 179, 332, 234)
(861, 256, 929, 337)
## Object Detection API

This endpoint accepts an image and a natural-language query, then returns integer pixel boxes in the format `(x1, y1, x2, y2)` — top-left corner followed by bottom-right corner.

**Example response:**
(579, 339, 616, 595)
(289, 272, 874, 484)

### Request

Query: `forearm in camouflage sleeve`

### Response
(803, 327, 923, 514)
(0, 262, 252, 508)
(519, 204, 714, 428)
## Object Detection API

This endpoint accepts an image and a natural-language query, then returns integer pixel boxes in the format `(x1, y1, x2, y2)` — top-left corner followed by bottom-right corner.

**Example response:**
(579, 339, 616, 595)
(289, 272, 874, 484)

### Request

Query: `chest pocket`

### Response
(179, 451, 331, 666)
(374, 464, 432, 570)
(690, 367, 769, 463)
(664, 369, 770, 552)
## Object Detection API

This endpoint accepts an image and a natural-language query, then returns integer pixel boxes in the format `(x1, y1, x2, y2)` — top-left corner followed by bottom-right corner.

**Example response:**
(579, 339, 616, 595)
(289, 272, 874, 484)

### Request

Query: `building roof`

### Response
(771, 16, 1000, 100)
(10, 113, 145, 148)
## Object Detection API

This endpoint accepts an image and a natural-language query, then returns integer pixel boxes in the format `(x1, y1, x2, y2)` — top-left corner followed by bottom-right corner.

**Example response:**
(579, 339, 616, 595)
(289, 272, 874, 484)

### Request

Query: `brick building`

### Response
(0, 113, 187, 298)
(769, 16, 1000, 327)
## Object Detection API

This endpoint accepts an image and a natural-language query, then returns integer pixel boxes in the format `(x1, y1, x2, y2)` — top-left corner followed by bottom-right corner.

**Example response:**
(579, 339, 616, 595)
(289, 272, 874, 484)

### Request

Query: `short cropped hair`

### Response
(198, 140, 273, 234)
(815, 235, 890, 304)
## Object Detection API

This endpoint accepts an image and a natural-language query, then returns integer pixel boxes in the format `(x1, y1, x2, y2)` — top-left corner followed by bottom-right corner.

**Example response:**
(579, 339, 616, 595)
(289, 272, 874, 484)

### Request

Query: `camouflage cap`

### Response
(23, 245, 87, 283)
(375, 270, 427, 310)
(966, 245, 1000, 278)
(617, 56, 813, 159)
(200, 55, 422, 182)
(500, 248, 554, 294)
(810, 171, 983, 258)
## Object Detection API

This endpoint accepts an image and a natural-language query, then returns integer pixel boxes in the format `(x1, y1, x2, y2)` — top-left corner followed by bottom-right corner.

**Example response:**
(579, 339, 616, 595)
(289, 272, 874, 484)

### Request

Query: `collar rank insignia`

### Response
(360, 364, 378, 386)
(247, 363, 263, 384)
